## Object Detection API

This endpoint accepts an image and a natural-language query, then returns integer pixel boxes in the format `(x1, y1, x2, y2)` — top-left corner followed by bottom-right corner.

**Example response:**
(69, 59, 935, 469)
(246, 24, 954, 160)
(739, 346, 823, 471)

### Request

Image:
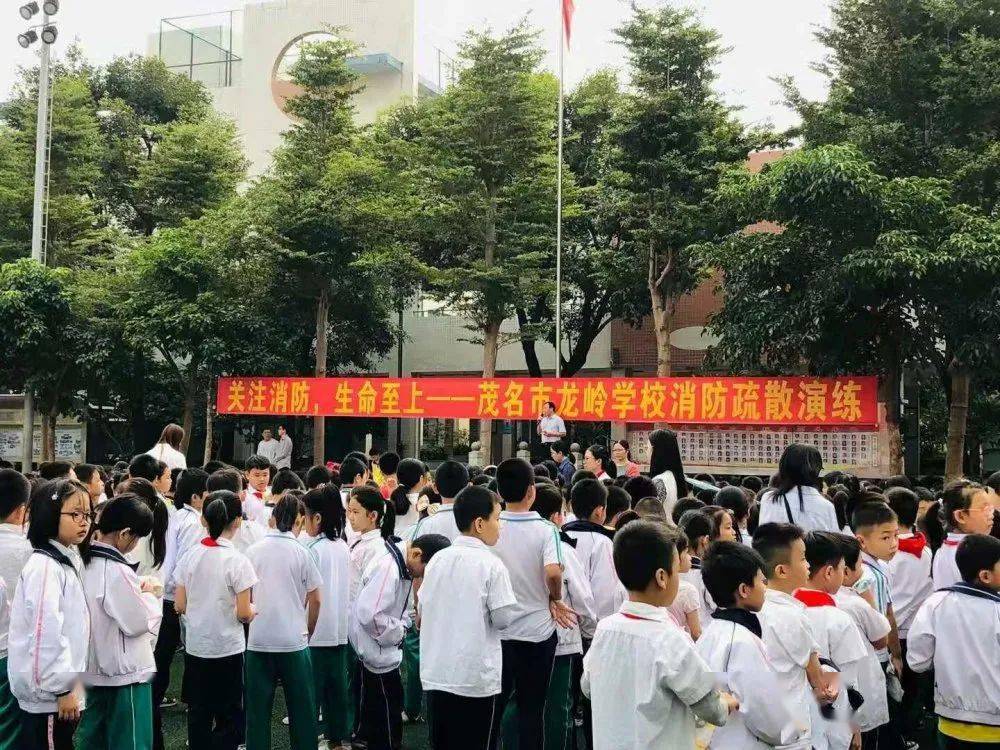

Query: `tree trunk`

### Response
(43, 408, 56, 463)
(313, 285, 330, 465)
(649, 287, 672, 377)
(516, 308, 543, 377)
(944, 366, 970, 481)
(180, 386, 195, 459)
(203, 384, 215, 466)
(877, 352, 904, 475)
(479, 320, 501, 465)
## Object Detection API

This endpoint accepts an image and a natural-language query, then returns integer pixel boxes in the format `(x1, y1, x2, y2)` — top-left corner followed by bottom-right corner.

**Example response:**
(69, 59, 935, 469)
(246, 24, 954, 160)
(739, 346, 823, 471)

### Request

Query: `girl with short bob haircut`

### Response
(77, 494, 162, 750)
(8, 480, 93, 750)
(173, 491, 257, 750)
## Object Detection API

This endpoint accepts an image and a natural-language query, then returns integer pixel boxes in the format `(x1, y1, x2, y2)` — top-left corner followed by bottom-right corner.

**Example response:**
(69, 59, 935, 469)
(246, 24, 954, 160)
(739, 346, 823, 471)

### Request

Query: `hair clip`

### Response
(51, 493, 58, 501)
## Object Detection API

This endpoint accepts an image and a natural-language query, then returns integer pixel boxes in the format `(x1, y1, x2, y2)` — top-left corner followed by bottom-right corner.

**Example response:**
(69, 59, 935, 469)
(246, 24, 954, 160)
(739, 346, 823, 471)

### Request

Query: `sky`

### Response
(2, 0, 832, 130)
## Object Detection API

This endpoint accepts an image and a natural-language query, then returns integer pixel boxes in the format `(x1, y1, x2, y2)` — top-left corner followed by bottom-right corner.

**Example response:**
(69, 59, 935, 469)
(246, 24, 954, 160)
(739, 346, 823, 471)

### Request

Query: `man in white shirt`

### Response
(536, 401, 567, 446)
(491, 458, 575, 750)
(255, 429, 280, 464)
(274, 425, 293, 469)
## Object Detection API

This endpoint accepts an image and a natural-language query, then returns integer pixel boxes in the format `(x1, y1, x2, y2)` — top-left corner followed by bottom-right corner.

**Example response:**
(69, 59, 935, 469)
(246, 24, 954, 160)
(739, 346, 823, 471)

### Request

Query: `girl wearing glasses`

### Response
(7, 479, 93, 750)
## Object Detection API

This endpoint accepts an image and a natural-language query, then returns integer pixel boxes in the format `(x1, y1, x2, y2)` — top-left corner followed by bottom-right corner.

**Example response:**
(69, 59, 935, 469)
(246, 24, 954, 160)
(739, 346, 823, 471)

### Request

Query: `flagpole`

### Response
(555, 0, 565, 380)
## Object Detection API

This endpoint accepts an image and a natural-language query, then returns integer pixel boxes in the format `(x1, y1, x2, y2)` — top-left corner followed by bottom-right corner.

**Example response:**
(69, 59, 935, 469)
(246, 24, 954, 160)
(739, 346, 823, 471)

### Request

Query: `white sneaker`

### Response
(282, 716, 290, 725)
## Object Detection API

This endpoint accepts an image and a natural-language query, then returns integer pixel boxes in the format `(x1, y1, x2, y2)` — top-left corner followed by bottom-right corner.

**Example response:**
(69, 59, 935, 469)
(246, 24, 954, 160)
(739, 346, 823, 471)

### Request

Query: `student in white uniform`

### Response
(346, 486, 396, 606)
(667, 532, 703, 639)
(562, 479, 624, 624)
(243, 456, 271, 524)
(152, 467, 208, 750)
(796, 531, 869, 750)
(206, 469, 265, 554)
(0, 468, 33, 750)
(924, 480, 995, 590)
(353, 533, 450, 750)
(419, 486, 516, 750)
(907, 534, 1000, 749)
(118, 472, 170, 584)
(338, 457, 369, 547)
(752, 523, 837, 749)
(77, 495, 162, 750)
(410, 460, 469, 542)
(387, 457, 428, 537)
(583, 520, 738, 749)
(679, 509, 717, 627)
(835, 535, 892, 747)
(173, 490, 257, 750)
(697, 541, 808, 749)
(757, 444, 840, 532)
(7, 479, 93, 750)
(491, 459, 575, 750)
(244, 494, 323, 750)
(301, 486, 353, 749)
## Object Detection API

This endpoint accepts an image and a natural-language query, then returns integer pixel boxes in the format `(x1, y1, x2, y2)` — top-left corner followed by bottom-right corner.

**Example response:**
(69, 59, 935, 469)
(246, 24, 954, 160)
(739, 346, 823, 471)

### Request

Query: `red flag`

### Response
(562, 0, 575, 47)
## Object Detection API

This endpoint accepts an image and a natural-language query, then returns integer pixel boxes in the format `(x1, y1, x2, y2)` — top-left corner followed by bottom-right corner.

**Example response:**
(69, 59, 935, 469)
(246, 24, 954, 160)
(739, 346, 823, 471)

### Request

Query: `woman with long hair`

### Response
(757, 443, 839, 531)
(648, 429, 689, 516)
(146, 424, 187, 471)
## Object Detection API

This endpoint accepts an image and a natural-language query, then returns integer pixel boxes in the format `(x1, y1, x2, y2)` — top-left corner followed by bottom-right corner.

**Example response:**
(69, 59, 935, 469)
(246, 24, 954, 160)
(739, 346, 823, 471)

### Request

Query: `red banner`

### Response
(216, 376, 879, 427)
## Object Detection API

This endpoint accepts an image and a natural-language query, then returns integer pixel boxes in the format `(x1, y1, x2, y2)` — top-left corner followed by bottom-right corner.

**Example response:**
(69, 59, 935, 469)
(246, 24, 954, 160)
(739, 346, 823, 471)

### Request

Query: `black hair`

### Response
(956, 534, 1000, 584)
(747, 501, 760, 536)
(613, 510, 640, 532)
(246, 454, 271, 472)
(340, 457, 368, 486)
(119, 477, 168, 569)
(671, 497, 706, 525)
(434, 460, 469, 500)
(702, 541, 766, 607)
(471, 474, 492, 487)
(606, 486, 631, 521)
(203, 490, 242, 539)
(569, 469, 596, 489)
(170, 467, 183, 493)
(550, 440, 568, 457)
(770, 444, 824, 512)
(586, 444, 613, 477)
(623, 476, 656, 508)
(496, 458, 534, 505)
(985, 472, 1000, 495)
(174, 468, 209, 511)
(741, 475, 764, 493)
(390, 458, 425, 517)
(836, 533, 863, 569)
(923, 480, 988, 541)
(885, 487, 919, 529)
(272, 492, 305, 533)
(305, 465, 332, 489)
(74, 464, 100, 485)
(829, 489, 849, 531)
(303, 485, 346, 540)
(715, 486, 749, 524)
(648, 429, 688, 499)
(38, 461, 75, 481)
(705, 505, 735, 541)
(454, 485, 500, 532)
(678, 509, 714, 551)
(634, 496, 668, 520)
(613, 520, 678, 591)
(0, 468, 31, 519)
(532, 482, 564, 522)
(155, 460, 170, 484)
(128, 454, 160, 482)
(350, 485, 396, 539)
(202, 460, 229, 475)
(378, 452, 401, 476)
(851, 501, 897, 533)
(207, 468, 243, 494)
(751, 522, 805, 578)
(884, 475, 913, 491)
(803, 531, 845, 574)
(409, 533, 451, 565)
(84, 493, 154, 563)
(27, 479, 91, 548)
(534, 463, 552, 480)
(270, 468, 305, 497)
(570, 478, 608, 521)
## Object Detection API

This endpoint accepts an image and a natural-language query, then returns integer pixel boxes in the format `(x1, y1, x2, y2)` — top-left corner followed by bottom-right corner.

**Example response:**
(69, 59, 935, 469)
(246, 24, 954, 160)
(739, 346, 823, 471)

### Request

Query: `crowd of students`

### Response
(0, 435, 998, 750)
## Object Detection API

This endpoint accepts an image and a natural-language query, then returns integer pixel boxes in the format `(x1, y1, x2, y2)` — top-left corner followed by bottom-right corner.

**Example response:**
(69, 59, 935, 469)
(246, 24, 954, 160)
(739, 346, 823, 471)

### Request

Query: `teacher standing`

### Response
(274, 425, 293, 469)
(537, 401, 567, 445)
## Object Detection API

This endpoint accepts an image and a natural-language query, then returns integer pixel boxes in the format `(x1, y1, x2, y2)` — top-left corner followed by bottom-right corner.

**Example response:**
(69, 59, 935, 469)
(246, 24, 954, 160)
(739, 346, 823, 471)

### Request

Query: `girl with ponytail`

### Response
(173, 491, 258, 750)
(388, 458, 428, 535)
(301, 486, 353, 746)
(346, 485, 396, 606)
(926, 480, 996, 589)
(119, 477, 170, 580)
(244, 493, 323, 750)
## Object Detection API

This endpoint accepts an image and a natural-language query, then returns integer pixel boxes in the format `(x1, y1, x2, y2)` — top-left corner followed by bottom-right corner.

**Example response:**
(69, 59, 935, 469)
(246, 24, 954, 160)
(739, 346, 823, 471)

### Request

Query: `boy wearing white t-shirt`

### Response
(419, 486, 516, 750)
(411, 460, 469, 542)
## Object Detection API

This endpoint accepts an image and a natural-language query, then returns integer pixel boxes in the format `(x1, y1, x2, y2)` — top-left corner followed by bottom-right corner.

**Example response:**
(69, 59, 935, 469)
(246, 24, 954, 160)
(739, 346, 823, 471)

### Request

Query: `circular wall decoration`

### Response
(270, 31, 338, 114)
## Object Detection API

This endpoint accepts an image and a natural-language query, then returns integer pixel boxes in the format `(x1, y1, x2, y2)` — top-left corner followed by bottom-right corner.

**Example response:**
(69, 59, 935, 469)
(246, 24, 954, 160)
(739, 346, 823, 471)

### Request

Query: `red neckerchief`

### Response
(897, 532, 927, 558)
(794, 588, 837, 608)
(621, 612, 657, 622)
(942, 534, 964, 547)
(201, 538, 220, 547)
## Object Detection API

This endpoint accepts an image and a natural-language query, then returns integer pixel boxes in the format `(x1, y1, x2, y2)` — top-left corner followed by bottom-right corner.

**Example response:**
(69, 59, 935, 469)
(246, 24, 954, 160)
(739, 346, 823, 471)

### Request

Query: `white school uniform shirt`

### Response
(418, 536, 517, 697)
(563, 523, 626, 634)
(907, 584, 1000, 726)
(410, 503, 460, 542)
(243, 488, 267, 527)
(758, 486, 840, 532)
(350, 529, 388, 605)
(302, 533, 351, 647)
(7, 542, 91, 714)
(128, 495, 174, 582)
(246, 530, 323, 653)
(351, 542, 412, 673)
(696, 615, 809, 750)
(0, 522, 33, 658)
(758, 589, 819, 745)
(582, 600, 729, 750)
(683, 565, 716, 629)
(491, 510, 563, 643)
(175, 536, 258, 658)
(886, 533, 933, 638)
(339, 488, 363, 547)
(232, 515, 265, 554)
(146, 442, 187, 471)
(557, 540, 597, 657)
(858, 552, 893, 661)
(394, 492, 422, 535)
(931, 533, 965, 591)
(81, 542, 162, 687)
(667, 579, 701, 635)
(835, 587, 891, 732)
(161, 504, 205, 602)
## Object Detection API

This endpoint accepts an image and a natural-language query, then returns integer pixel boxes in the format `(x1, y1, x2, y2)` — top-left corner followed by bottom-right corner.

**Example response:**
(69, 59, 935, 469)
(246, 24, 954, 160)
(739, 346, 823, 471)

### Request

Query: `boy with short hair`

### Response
(563, 479, 625, 624)
(907, 534, 1000, 748)
(583, 521, 738, 749)
(411, 460, 469, 542)
(753, 523, 837, 749)
(419, 486, 516, 750)
(243, 454, 271, 523)
(378, 452, 401, 499)
(0, 469, 32, 749)
(491, 458, 574, 749)
(697, 541, 807, 749)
